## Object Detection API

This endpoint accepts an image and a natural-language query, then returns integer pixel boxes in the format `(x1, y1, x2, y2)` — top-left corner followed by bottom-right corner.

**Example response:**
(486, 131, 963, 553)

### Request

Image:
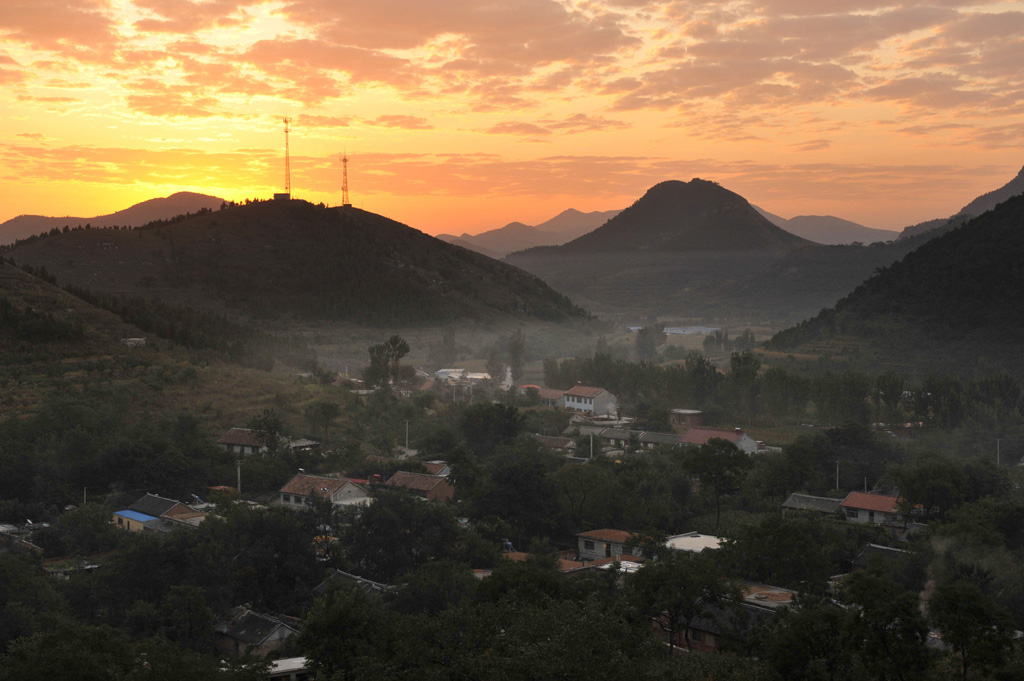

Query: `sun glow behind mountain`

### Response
(1, 0, 1023, 234)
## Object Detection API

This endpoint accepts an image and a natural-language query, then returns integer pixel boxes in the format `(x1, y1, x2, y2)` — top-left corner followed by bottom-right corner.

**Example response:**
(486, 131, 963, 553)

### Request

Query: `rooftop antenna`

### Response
(283, 117, 292, 195)
(340, 152, 351, 207)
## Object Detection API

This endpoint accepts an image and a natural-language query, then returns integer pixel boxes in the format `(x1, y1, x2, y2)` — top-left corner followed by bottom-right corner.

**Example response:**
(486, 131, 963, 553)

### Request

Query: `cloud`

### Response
(364, 115, 433, 130)
(0, 0, 119, 61)
(484, 121, 552, 136)
(297, 114, 353, 128)
(792, 139, 832, 151)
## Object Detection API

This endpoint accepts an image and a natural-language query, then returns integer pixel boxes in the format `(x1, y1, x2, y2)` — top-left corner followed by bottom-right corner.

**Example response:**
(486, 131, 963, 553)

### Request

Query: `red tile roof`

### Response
(679, 427, 743, 445)
(578, 528, 634, 544)
(563, 385, 606, 399)
(385, 471, 446, 492)
(279, 474, 348, 498)
(841, 492, 899, 513)
(217, 428, 265, 447)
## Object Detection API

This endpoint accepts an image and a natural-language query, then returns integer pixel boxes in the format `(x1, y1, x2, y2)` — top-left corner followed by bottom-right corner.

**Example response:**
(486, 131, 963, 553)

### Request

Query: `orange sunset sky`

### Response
(1, 0, 1022, 235)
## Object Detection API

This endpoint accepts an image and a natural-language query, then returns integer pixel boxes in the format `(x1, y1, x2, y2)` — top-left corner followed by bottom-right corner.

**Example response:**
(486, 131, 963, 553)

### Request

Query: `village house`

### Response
(112, 493, 206, 533)
(278, 473, 371, 509)
(679, 427, 758, 454)
(268, 658, 311, 681)
(214, 606, 298, 657)
(840, 491, 903, 526)
(559, 384, 618, 416)
(781, 493, 844, 516)
(665, 583, 797, 654)
(669, 409, 703, 429)
(385, 471, 455, 502)
(217, 428, 320, 456)
(421, 460, 452, 477)
(533, 433, 578, 455)
(576, 529, 642, 561)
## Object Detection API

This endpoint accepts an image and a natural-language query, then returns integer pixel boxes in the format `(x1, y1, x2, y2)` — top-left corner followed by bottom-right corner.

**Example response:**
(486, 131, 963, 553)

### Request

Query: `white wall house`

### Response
(559, 384, 618, 416)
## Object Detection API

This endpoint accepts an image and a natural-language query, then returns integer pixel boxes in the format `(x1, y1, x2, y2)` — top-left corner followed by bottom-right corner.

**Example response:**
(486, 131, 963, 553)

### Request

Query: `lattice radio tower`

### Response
(340, 152, 351, 207)
(283, 117, 292, 195)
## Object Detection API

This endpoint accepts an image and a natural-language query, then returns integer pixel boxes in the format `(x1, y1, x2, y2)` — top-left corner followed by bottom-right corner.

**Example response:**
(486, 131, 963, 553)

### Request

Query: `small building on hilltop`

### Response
(664, 531, 725, 554)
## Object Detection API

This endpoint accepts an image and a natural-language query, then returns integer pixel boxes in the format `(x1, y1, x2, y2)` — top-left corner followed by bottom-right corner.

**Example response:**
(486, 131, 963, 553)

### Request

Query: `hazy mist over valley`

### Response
(3, 1, 1024, 679)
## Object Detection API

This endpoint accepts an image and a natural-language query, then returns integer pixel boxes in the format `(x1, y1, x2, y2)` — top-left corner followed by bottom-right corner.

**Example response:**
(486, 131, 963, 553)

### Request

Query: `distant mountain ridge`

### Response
(438, 208, 620, 257)
(0, 192, 227, 246)
(898, 165, 1024, 240)
(753, 207, 899, 245)
(4, 200, 588, 326)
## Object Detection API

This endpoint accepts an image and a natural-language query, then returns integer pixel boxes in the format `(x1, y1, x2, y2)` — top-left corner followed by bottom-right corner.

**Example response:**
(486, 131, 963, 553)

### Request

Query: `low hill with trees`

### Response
(767, 192, 1024, 378)
(3, 200, 588, 326)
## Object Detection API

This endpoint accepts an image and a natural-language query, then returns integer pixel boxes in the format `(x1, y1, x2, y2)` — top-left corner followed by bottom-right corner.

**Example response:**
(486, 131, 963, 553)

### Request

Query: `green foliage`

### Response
(0, 296, 84, 342)
(929, 575, 1017, 681)
(685, 439, 753, 533)
(459, 403, 524, 457)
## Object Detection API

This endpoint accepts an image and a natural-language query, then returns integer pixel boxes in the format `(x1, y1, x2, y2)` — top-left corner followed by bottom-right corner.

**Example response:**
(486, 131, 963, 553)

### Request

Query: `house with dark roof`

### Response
(781, 493, 844, 516)
(313, 569, 390, 597)
(385, 471, 454, 502)
(214, 606, 298, 657)
(669, 409, 703, 429)
(559, 384, 618, 416)
(679, 427, 758, 454)
(279, 473, 371, 509)
(218, 428, 320, 456)
(533, 434, 577, 455)
(218, 428, 268, 455)
(112, 494, 206, 533)
(841, 491, 902, 526)
(667, 583, 797, 654)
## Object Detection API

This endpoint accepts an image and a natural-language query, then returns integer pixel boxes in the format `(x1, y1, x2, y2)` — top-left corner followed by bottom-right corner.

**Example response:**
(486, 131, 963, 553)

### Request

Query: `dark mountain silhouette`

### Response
(753, 206, 898, 245)
(768, 192, 1024, 377)
(3, 200, 588, 326)
(503, 179, 813, 316)
(539, 179, 809, 255)
(898, 165, 1024, 240)
(438, 208, 620, 258)
(0, 192, 227, 246)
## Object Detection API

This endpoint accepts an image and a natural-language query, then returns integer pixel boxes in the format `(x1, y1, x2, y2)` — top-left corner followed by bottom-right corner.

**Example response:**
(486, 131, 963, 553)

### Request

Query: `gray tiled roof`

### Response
(781, 493, 843, 514)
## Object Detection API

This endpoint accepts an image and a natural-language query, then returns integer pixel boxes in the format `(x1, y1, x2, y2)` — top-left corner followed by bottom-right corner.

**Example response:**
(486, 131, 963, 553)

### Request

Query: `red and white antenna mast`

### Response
(283, 117, 292, 195)
(340, 152, 351, 207)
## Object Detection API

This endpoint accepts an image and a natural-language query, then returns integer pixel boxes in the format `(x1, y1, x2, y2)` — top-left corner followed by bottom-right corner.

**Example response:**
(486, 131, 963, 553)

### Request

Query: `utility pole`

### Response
(83, 487, 87, 504)
(835, 460, 840, 491)
(236, 460, 242, 496)
(590, 433, 594, 460)
(405, 420, 409, 450)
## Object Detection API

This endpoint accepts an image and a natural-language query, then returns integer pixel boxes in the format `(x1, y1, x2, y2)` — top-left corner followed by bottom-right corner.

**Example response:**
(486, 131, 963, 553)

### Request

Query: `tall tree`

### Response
(929, 575, 1016, 681)
(685, 439, 753, 533)
(629, 550, 736, 655)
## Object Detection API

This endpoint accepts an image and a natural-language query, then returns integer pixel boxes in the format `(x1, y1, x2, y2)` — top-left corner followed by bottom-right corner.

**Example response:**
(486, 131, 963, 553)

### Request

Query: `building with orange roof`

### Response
(840, 491, 902, 526)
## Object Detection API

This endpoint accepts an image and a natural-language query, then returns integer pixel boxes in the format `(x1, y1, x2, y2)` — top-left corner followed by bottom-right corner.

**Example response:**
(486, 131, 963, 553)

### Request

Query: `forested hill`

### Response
(519, 179, 811, 255)
(768, 192, 1024, 375)
(3, 200, 589, 326)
